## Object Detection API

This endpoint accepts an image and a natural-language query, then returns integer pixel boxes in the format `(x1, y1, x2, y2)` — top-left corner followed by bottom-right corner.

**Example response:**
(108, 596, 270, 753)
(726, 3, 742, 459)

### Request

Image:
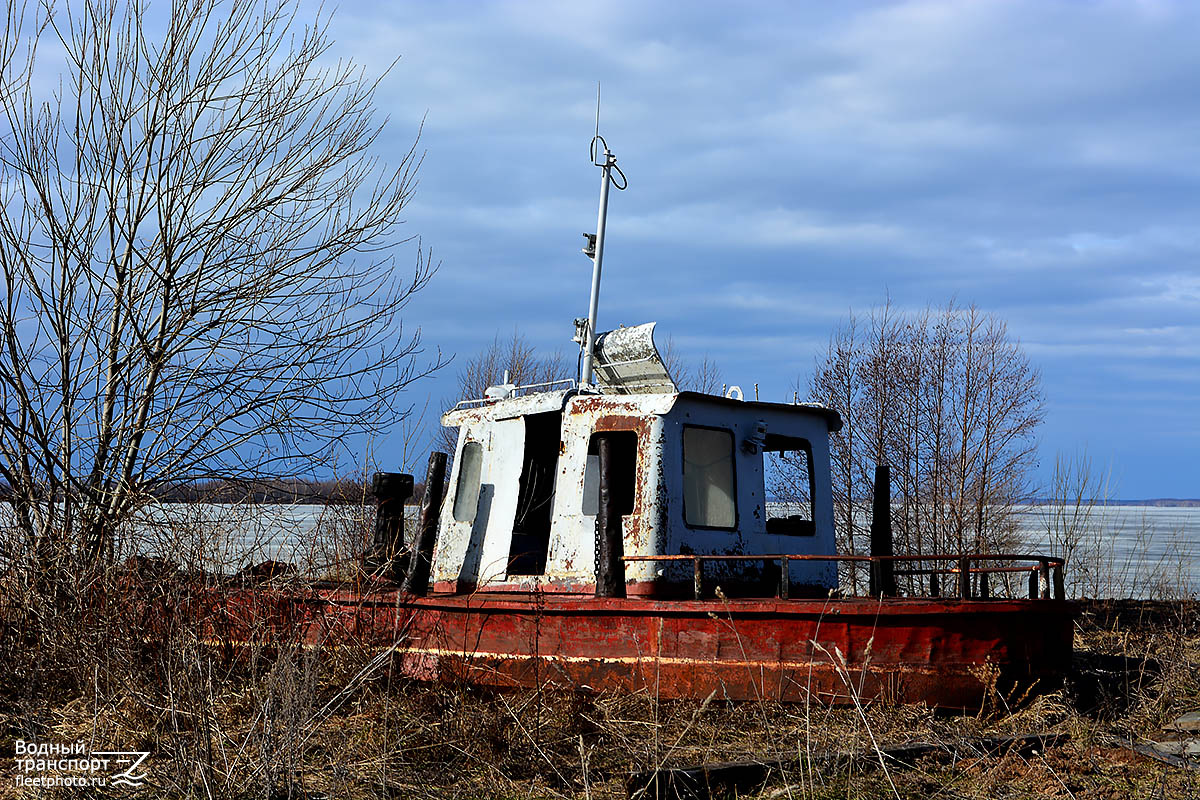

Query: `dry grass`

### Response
(1, 596, 1197, 799)
(0, 500, 1196, 799)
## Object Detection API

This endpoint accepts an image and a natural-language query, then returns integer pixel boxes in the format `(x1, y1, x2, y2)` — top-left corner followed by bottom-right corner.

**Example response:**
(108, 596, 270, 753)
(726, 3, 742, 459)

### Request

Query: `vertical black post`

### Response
(958, 556, 971, 599)
(369, 471, 414, 579)
(402, 451, 448, 596)
(868, 464, 895, 597)
(594, 435, 626, 598)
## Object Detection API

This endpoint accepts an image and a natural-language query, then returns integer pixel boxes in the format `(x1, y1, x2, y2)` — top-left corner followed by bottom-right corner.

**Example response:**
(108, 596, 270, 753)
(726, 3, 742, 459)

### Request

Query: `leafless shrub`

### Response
(438, 330, 570, 455)
(661, 335, 725, 395)
(1042, 451, 1197, 600)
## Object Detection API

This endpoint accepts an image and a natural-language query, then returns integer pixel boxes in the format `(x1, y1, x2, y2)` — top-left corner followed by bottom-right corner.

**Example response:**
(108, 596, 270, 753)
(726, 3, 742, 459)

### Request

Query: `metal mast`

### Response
(579, 133, 626, 388)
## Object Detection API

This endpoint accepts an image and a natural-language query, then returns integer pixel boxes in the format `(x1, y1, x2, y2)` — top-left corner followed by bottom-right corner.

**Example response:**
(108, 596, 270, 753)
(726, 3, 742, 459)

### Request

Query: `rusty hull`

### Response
(200, 587, 1076, 709)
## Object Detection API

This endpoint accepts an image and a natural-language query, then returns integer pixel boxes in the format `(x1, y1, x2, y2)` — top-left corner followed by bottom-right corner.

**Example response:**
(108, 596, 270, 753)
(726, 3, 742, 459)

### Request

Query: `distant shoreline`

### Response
(1023, 498, 1200, 508)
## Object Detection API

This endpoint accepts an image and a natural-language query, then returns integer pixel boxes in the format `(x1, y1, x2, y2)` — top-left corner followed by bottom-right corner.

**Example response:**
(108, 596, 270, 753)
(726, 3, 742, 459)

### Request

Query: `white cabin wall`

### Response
(429, 418, 524, 589)
(429, 390, 838, 594)
(542, 406, 593, 585)
(543, 394, 672, 590)
(430, 425, 477, 587)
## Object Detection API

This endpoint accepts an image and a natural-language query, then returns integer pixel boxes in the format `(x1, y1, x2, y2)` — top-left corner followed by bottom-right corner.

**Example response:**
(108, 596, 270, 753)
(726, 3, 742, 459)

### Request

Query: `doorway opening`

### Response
(507, 412, 562, 575)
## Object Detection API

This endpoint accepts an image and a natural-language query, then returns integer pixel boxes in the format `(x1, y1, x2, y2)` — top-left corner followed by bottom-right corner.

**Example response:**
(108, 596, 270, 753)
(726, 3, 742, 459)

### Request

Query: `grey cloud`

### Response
(315, 0, 1200, 497)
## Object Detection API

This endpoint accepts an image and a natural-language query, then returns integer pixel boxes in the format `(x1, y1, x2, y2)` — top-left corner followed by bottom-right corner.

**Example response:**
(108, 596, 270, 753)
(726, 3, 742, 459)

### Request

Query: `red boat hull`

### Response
(198, 587, 1076, 710)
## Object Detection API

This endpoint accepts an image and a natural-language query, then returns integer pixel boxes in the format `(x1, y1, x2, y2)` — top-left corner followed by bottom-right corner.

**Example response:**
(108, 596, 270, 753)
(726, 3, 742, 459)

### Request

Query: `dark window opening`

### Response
(682, 426, 738, 529)
(764, 434, 815, 536)
(582, 430, 639, 516)
(507, 412, 562, 575)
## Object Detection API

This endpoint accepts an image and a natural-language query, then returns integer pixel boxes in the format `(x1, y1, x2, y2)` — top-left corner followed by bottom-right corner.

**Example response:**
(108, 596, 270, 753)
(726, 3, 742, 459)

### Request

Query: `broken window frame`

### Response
(763, 434, 816, 536)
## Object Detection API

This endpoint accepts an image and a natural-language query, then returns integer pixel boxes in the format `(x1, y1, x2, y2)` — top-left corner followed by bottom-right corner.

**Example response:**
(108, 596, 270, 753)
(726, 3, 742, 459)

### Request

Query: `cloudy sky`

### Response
(324, 0, 1198, 499)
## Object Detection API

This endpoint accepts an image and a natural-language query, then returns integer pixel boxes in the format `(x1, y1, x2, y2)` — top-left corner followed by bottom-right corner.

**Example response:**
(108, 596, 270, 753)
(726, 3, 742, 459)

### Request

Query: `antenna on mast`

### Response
(578, 83, 627, 389)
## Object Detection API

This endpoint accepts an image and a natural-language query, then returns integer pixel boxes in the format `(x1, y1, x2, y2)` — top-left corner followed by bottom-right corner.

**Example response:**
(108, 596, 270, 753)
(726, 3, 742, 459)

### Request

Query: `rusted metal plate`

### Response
(198, 588, 1076, 710)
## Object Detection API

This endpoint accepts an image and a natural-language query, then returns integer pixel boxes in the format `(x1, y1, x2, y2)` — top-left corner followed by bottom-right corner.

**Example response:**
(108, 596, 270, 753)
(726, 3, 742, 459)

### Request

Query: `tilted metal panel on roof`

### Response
(592, 322, 677, 395)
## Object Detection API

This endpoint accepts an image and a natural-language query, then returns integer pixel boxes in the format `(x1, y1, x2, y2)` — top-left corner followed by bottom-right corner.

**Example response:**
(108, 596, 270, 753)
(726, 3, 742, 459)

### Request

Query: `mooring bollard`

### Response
(402, 451, 448, 596)
(369, 471, 414, 579)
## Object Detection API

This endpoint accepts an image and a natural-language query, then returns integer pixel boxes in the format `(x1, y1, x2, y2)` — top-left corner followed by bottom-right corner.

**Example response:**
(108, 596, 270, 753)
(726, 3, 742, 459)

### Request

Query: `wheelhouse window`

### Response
(582, 431, 638, 516)
(682, 426, 737, 529)
(452, 441, 483, 522)
(764, 434, 815, 536)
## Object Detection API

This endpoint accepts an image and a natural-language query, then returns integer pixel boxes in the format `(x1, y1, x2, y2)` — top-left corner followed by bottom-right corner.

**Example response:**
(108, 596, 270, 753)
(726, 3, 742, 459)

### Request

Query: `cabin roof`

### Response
(442, 388, 842, 432)
(673, 391, 843, 432)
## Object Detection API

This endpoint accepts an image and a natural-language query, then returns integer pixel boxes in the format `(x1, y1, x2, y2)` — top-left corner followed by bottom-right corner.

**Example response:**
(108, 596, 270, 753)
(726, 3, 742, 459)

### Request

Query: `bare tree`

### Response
(0, 0, 443, 567)
(809, 314, 863, 584)
(800, 301, 1043, 585)
(437, 331, 569, 454)
(660, 335, 724, 394)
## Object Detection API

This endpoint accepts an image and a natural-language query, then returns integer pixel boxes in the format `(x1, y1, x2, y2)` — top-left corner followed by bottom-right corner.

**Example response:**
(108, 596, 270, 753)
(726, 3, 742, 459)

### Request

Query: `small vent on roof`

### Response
(591, 322, 676, 395)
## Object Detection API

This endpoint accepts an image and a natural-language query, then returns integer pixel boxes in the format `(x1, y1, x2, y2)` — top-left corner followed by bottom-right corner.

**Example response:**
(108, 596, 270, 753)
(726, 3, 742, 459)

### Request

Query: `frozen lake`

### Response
(105, 502, 1200, 598)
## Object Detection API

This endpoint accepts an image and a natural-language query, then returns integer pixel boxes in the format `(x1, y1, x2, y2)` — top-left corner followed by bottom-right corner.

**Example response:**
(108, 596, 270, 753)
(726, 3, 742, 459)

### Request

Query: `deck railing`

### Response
(621, 553, 1066, 602)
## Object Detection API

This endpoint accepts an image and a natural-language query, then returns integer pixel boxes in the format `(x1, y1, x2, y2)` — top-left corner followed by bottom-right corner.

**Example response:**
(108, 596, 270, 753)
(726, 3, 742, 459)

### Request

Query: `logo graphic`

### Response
(93, 751, 150, 787)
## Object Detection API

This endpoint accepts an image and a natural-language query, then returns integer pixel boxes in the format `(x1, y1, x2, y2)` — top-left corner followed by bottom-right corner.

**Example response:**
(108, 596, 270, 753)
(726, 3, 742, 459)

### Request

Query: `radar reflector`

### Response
(591, 322, 676, 394)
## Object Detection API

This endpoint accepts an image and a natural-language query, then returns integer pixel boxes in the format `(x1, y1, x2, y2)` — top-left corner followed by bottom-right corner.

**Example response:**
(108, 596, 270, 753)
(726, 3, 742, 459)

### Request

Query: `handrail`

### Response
(450, 379, 577, 410)
(621, 553, 1066, 602)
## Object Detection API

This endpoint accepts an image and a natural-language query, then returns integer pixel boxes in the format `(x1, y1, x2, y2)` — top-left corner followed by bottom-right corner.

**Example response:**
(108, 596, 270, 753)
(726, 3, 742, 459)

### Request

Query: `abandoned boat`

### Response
(204, 136, 1074, 709)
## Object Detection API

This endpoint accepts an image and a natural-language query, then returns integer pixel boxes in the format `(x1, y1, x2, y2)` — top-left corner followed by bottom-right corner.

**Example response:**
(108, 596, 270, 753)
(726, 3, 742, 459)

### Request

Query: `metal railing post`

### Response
(402, 453, 447, 595)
